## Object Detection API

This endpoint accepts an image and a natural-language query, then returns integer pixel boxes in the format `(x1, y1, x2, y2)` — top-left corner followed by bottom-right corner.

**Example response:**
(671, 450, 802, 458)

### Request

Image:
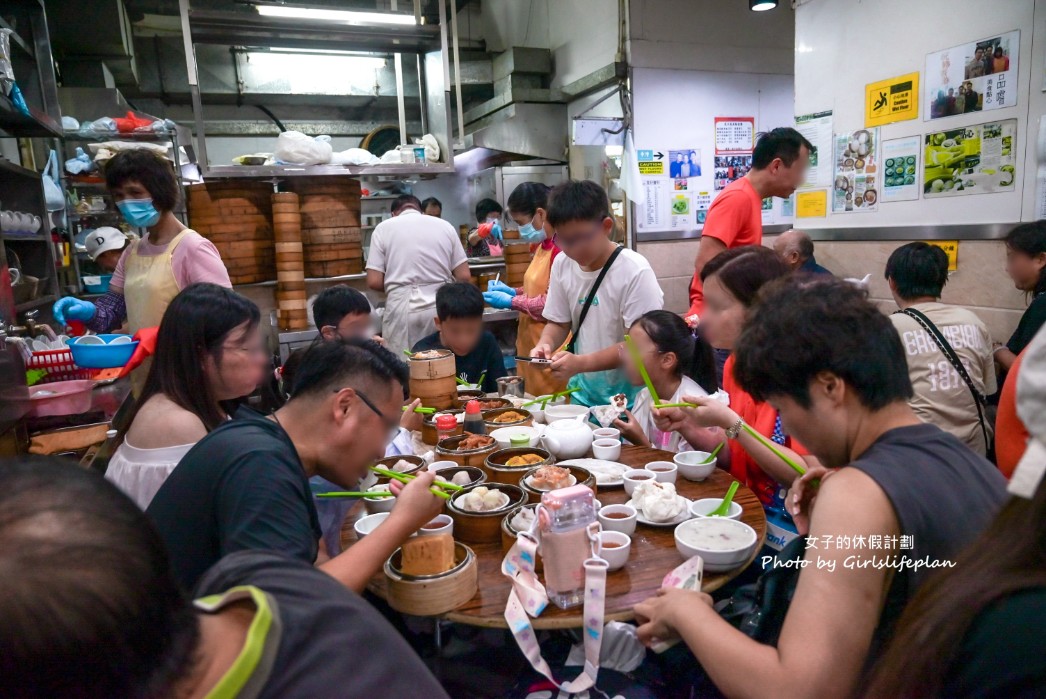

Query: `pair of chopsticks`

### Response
(627, 336, 804, 477)
(521, 386, 580, 407)
(402, 405, 437, 414)
(373, 465, 462, 499)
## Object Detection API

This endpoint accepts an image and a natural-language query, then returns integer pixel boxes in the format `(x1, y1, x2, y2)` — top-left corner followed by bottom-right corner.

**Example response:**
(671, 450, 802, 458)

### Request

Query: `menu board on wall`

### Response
(923, 119, 1017, 198)
(795, 110, 833, 188)
(881, 136, 921, 202)
(636, 147, 710, 232)
(714, 117, 755, 153)
(832, 128, 880, 213)
(925, 30, 1019, 120)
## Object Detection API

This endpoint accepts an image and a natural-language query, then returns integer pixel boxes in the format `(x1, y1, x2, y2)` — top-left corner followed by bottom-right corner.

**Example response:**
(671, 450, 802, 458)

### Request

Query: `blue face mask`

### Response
(117, 198, 161, 228)
(517, 218, 546, 243)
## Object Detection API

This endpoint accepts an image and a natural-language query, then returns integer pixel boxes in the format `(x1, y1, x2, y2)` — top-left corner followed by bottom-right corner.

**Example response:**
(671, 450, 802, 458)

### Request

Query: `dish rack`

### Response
(25, 347, 93, 384)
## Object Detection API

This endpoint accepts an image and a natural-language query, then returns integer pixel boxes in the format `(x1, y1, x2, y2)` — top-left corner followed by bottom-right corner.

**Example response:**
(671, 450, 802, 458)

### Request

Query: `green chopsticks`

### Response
(316, 491, 393, 498)
(369, 465, 458, 499)
(402, 405, 437, 414)
(454, 375, 472, 386)
(741, 423, 807, 476)
(655, 401, 698, 409)
(702, 441, 725, 463)
(624, 335, 661, 404)
(521, 386, 580, 407)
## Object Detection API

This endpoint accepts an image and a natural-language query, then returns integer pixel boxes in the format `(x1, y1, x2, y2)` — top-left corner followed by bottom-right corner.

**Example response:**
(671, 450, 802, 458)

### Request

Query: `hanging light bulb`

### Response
(750, 0, 778, 11)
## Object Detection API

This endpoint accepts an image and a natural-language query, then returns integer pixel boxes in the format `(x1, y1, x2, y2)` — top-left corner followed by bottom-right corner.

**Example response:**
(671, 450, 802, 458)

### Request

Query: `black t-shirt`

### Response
(147, 413, 321, 590)
(413, 329, 507, 393)
(1007, 292, 1046, 355)
(195, 551, 450, 699)
(946, 588, 1046, 698)
(849, 423, 1007, 653)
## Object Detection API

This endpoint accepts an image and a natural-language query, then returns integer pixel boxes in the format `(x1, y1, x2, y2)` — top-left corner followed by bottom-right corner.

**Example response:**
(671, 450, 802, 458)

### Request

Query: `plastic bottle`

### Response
(462, 399, 486, 435)
(539, 484, 597, 609)
(435, 413, 458, 443)
(763, 486, 799, 554)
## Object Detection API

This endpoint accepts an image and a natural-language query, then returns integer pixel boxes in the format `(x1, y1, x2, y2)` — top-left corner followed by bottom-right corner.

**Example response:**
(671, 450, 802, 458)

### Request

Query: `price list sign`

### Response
(714, 117, 755, 154)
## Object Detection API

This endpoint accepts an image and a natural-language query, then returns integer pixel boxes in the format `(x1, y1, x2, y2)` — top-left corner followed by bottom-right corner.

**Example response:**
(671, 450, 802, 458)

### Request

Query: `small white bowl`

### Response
(689, 497, 743, 521)
(543, 403, 590, 423)
(646, 460, 677, 484)
(598, 530, 632, 571)
(598, 504, 637, 536)
(417, 513, 454, 537)
(74, 335, 106, 345)
(623, 468, 656, 496)
(674, 518, 757, 572)
(354, 512, 391, 539)
(428, 459, 459, 473)
(489, 425, 542, 449)
(674, 450, 717, 481)
(592, 438, 622, 461)
(593, 427, 620, 441)
(107, 335, 133, 345)
(363, 484, 397, 514)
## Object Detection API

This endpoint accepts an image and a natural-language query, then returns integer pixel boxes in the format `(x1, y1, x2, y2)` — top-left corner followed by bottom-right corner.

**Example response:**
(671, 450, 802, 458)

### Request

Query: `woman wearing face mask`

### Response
(483, 181, 566, 396)
(52, 150, 231, 336)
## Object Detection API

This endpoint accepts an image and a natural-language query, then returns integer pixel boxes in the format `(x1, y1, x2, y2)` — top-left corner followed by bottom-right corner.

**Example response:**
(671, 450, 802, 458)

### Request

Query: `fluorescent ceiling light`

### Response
(256, 5, 417, 25)
(750, 0, 778, 10)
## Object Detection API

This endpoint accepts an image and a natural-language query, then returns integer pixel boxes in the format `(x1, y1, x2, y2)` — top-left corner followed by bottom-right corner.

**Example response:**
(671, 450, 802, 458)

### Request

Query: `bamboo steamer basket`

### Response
(519, 465, 597, 504)
(431, 465, 487, 489)
(408, 349, 458, 409)
(284, 179, 364, 277)
(484, 447, 555, 485)
(304, 259, 364, 277)
(421, 409, 464, 445)
(456, 396, 511, 411)
(188, 181, 275, 284)
(373, 454, 425, 478)
(502, 228, 521, 240)
(477, 271, 498, 291)
(436, 433, 498, 468)
(384, 542, 478, 616)
(447, 483, 527, 543)
(273, 192, 307, 330)
(501, 504, 542, 572)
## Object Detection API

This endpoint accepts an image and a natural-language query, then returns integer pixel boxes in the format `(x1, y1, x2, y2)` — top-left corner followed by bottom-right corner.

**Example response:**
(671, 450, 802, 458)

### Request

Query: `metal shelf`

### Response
(2, 234, 49, 242)
(0, 15, 34, 59)
(0, 92, 62, 137)
(202, 163, 455, 179)
(62, 130, 182, 143)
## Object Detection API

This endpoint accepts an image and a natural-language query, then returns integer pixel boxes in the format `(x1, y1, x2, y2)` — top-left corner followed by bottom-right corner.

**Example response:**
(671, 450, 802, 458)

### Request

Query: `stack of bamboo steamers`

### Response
(272, 192, 308, 330)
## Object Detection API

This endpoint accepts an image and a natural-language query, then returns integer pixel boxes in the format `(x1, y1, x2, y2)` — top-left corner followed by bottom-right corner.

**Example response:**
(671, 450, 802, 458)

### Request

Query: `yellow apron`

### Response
(515, 245, 566, 397)
(123, 228, 192, 394)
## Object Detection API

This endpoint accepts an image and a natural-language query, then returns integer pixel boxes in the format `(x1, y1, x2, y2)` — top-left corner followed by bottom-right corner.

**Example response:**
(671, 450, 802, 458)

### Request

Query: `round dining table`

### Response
(353, 444, 766, 630)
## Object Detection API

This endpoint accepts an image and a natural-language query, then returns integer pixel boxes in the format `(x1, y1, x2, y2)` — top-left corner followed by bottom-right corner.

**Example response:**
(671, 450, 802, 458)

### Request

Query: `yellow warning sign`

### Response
(638, 161, 665, 175)
(865, 72, 919, 128)
(927, 240, 958, 271)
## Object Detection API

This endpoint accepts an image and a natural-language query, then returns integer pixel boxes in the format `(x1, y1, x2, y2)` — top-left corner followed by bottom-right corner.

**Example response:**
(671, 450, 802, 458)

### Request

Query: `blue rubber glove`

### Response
(486, 280, 517, 297)
(53, 297, 97, 326)
(490, 220, 503, 242)
(483, 291, 514, 309)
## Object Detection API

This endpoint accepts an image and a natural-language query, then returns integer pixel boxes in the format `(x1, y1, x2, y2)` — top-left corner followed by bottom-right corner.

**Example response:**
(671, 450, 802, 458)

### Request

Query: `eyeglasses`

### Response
(334, 387, 400, 439)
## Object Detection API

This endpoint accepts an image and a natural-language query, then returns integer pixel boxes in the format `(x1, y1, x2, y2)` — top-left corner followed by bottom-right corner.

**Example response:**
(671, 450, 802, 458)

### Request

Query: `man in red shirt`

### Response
(687, 128, 814, 319)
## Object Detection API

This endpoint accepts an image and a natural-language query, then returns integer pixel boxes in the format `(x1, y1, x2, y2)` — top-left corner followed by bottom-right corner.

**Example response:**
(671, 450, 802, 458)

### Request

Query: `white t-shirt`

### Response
(543, 247, 664, 407)
(889, 302, 997, 455)
(366, 210, 467, 291)
(631, 375, 709, 452)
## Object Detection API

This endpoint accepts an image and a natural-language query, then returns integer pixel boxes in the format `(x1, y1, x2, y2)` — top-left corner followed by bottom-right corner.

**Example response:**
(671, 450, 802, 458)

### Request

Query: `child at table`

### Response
(613, 310, 725, 454)
(413, 281, 507, 394)
(531, 180, 664, 407)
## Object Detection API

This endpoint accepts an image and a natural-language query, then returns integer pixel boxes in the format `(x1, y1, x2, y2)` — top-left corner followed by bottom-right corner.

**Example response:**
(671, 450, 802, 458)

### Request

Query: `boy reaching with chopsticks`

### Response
(530, 180, 664, 408)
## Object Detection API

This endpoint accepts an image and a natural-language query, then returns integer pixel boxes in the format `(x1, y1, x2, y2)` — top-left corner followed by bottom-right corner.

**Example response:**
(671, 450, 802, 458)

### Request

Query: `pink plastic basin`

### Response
(28, 380, 95, 417)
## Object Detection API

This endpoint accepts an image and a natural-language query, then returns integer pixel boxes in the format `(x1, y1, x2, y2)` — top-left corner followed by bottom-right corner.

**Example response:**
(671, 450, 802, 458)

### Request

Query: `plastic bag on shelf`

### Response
(61, 116, 80, 131)
(43, 150, 66, 212)
(113, 111, 154, 133)
(416, 133, 441, 162)
(330, 147, 380, 166)
(65, 147, 96, 174)
(274, 131, 333, 165)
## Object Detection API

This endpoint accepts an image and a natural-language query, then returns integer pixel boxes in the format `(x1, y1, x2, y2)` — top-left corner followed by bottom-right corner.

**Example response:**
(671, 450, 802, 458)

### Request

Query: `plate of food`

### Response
(524, 465, 578, 491)
(626, 480, 692, 526)
(556, 458, 628, 487)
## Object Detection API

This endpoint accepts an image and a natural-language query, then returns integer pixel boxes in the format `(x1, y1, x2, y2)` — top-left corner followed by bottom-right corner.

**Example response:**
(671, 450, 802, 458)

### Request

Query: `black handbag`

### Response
(715, 535, 807, 645)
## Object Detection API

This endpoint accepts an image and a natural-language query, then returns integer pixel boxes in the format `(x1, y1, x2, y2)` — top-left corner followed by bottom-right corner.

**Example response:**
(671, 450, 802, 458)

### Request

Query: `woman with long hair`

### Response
(483, 181, 566, 396)
(105, 283, 268, 509)
(654, 246, 820, 508)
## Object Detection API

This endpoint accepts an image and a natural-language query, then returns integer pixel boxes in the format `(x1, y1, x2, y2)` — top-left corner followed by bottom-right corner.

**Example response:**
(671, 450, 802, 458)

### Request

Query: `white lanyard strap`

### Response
(502, 522, 608, 693)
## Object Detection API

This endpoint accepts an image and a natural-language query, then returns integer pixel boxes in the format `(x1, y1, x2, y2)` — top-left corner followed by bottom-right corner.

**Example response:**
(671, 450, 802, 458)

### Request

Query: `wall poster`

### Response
(795, 110, 833, 188)
(832, 128, 880, 213)
(925, 30, 1019, 120)
(714, 117, 755, 153)
(865, 72, 919, 127)
(923, 119, 1017, 198)
(881, 136, 921, 202)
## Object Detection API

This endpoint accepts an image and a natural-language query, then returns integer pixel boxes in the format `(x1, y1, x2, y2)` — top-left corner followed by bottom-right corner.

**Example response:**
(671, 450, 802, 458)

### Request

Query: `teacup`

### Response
(418, 513, 454, 537)
(598, 504, 637, 536)
(646, 460, 678, 484)
(592, 438, 622, 461)
(598, 531, 632, 571)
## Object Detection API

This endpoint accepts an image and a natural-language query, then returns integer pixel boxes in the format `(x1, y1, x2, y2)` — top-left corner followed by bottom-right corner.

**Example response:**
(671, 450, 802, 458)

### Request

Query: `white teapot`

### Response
(540, 417, 593, 459)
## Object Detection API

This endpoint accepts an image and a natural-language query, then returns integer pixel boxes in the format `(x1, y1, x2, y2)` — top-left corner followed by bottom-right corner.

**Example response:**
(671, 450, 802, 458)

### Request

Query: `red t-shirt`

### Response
(688, 177, 764, 317)
(995, 351, 1029, 479)
(723, 354, 809, 507)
